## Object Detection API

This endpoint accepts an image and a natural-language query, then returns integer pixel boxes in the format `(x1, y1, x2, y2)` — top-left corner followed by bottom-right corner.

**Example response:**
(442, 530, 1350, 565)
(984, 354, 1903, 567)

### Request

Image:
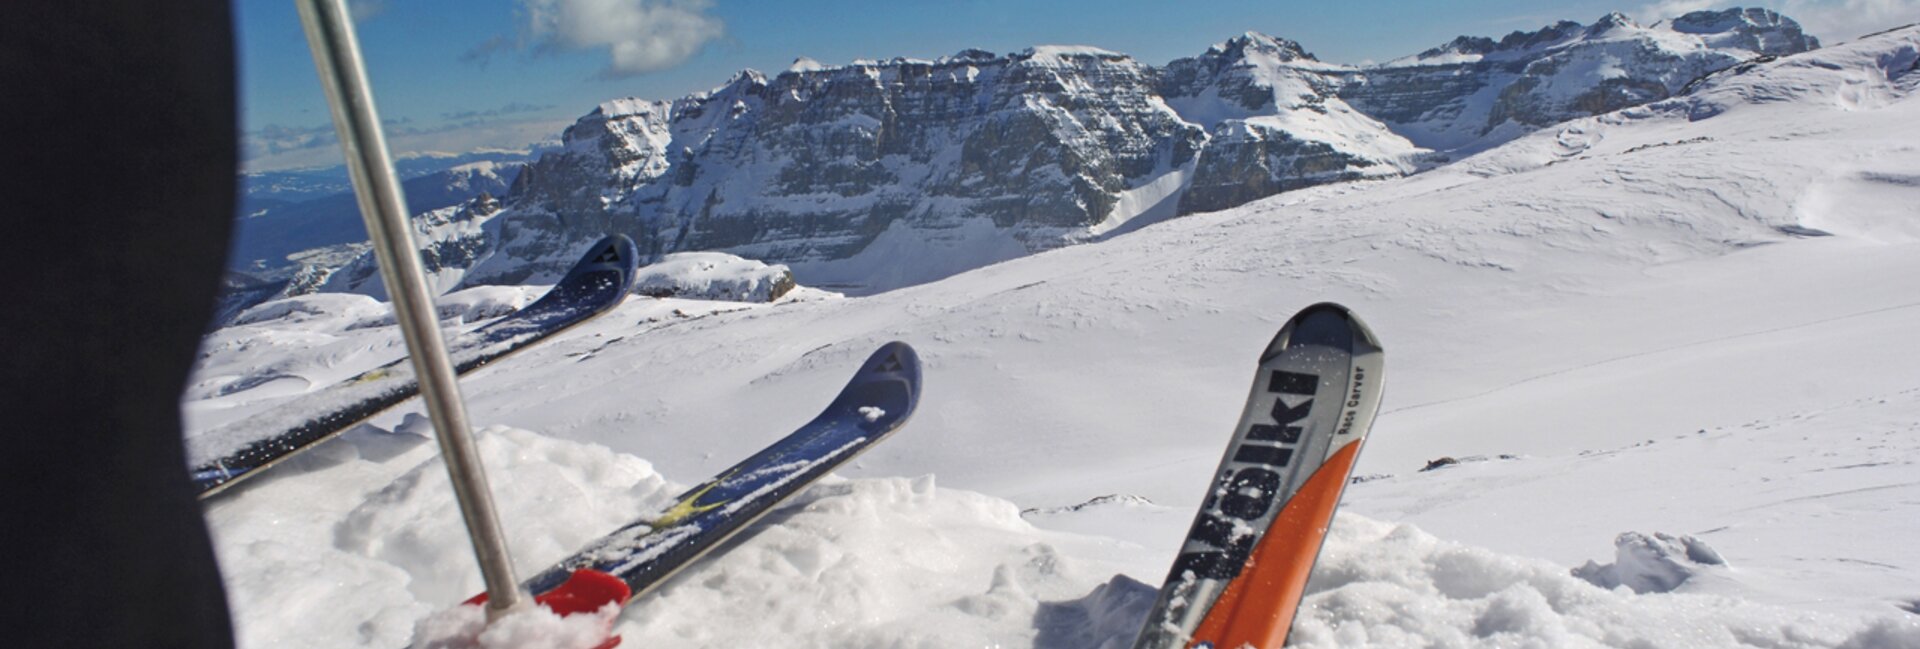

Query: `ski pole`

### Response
(294, 0, 529, 620)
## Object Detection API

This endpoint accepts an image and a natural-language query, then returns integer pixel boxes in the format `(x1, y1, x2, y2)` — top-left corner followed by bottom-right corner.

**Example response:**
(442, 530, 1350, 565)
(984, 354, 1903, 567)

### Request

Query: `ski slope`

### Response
(188, 27, 1920, 648)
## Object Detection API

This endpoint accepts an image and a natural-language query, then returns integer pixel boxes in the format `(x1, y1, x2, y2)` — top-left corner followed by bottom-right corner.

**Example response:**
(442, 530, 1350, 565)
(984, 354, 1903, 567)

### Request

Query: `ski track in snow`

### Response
(189, 28, 1920, 649)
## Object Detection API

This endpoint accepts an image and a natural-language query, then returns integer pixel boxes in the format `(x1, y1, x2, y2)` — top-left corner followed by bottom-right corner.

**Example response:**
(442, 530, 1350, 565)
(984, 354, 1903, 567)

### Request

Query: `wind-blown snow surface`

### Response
(190, 28, 1920, 648)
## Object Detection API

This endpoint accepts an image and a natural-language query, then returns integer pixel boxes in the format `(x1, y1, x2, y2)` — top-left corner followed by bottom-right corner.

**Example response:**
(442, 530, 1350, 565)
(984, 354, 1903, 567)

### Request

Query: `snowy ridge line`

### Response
(294, 8, 1827, 298)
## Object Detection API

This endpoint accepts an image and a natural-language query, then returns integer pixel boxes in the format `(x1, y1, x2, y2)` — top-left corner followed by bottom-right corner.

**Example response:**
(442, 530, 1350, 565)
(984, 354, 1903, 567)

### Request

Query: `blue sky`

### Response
(237, 0, 1917, 171)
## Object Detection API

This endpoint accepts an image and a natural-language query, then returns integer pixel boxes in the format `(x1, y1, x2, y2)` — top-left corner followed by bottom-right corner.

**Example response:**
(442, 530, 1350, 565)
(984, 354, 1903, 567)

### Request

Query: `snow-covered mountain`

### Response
(1159, 33, 1421, 215)
(217, 159, 524, 320)
(231, 159, 520, 272)
(1345, 7, 1820, 150)
(188, 23, 1920, 649)
(296, 7, 1814, 299)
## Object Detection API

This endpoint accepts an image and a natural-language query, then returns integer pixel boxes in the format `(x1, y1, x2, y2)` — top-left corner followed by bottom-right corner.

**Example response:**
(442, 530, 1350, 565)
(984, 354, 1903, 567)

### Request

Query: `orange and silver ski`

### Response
(1133, 302, 1385, 649)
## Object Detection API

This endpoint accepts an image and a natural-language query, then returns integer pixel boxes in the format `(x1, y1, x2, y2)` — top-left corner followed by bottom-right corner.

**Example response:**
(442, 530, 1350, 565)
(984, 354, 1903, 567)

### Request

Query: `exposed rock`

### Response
(298, 9, 1819, 297)
(1342, 9, 1818, 150)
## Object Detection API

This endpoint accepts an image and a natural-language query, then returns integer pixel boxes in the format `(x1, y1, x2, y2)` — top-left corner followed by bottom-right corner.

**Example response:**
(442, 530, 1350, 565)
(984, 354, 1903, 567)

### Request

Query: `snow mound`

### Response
(412, 602, 617, 649)
(206, 424, 1914, 649)
(633, 252, 797, 303)
(337, 427, 672, 606)
(1286, 516, 1895, 648)
(606, 474, 1146, 648)
(203, 426, 669, 648)
(230, 292, 383, 327)
(1571, 531, 1728, 594)
(430, 285, 536, 323)
(350, 285, 541, 328)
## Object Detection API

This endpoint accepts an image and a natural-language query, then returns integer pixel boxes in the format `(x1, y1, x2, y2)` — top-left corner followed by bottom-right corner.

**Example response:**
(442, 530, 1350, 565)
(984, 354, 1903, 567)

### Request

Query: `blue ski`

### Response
(189, 235, 641, 497)
(516, 342, 921, 605)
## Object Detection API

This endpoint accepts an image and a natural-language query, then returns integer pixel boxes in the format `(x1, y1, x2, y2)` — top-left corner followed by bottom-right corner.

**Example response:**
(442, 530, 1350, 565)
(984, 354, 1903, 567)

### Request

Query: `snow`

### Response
(1159, 40, 1423, 179)
(188, 27, 1920, 648)
(1022, 45, 1126, 63)
(787, 56, 828, 74)
(1572, 531, 1728, 594)
(631, 252, 794, 303)
(411, 602, 618, 649)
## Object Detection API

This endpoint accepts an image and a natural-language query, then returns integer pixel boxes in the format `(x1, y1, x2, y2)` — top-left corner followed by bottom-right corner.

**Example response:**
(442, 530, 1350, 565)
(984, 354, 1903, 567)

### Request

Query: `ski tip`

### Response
(833, 342, 922, 430)
(862, 341, 921, 395)
(526, 234, 642, 312)
(570, 234, 642, 284)
(1262, 302, 1382, 363)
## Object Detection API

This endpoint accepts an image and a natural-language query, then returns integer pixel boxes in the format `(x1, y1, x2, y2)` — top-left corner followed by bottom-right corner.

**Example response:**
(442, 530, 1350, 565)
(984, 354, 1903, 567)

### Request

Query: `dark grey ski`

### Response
(188, 235, 640, 497)
(518, 342, 922, 605)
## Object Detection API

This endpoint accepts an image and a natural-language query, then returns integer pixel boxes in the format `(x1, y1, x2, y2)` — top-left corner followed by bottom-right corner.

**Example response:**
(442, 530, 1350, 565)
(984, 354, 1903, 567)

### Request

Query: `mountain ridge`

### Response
(251, 7, 1819, 299)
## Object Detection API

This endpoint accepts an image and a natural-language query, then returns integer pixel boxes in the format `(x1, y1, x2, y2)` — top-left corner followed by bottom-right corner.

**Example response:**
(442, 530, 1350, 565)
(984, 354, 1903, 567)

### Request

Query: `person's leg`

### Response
(1, 2, 238, 646)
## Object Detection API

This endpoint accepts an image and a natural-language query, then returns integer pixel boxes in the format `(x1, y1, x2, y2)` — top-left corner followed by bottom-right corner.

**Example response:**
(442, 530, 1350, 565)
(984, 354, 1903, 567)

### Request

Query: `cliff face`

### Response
(1159, 33, 1420, 215)
(490, 47, 1213, 290)
(1340, 8, 1819, 150)
(315, 8, 1819, 295)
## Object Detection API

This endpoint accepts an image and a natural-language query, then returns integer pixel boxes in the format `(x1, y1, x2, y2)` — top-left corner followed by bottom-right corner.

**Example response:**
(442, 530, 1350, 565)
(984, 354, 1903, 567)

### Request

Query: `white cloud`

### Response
(1636, 0, 1919, 42)
(349, 0, 388, 22)
(495, 0, 725, 78)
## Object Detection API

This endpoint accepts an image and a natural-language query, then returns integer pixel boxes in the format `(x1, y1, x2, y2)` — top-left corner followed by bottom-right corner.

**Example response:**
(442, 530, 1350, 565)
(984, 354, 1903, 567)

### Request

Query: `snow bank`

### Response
(1572, 531, 1728, 594)
(346, 285, 540, 328)
(204, 425, 1914, 649)
(336, 427, 671, 607)
(203, 426, 669, 648)
(230, 292, 383, 327)
(430, 285, 534, 323)
(632, 252, 796, 303)
(605, 474, 1151, 648)
(411, 602, 617, 649)
(1285, 516, 1903, 648)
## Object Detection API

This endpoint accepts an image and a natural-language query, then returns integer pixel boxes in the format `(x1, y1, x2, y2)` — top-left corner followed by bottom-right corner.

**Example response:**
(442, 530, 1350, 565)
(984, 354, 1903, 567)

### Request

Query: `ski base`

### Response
(1133, 303, 1386, 649)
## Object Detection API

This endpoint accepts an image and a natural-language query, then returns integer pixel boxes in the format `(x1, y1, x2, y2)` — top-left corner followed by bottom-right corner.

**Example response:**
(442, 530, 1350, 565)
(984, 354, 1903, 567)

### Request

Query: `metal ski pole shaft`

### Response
(295, 0, 529, 619)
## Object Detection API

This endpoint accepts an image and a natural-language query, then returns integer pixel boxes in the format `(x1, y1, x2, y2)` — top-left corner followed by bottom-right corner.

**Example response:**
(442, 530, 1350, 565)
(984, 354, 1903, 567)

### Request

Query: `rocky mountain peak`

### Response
(1498, 20, 1586, 52)
(946, 48, 998, 63)
(1586, 11, 1639, 36)
(1672, 7, 1796, 34)
(1669, 7, 1819, 54)
(1409, 20, 1584, 62)
(1208, 31, 1316, 64)
(1419, 35, 1498, 59)
(1350, 7, 1820, 150)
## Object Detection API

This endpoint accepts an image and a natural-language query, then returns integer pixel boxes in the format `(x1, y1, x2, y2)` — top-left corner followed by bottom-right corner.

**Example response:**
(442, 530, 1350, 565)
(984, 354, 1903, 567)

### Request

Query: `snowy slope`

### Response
(188, 27, 1920, 648)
